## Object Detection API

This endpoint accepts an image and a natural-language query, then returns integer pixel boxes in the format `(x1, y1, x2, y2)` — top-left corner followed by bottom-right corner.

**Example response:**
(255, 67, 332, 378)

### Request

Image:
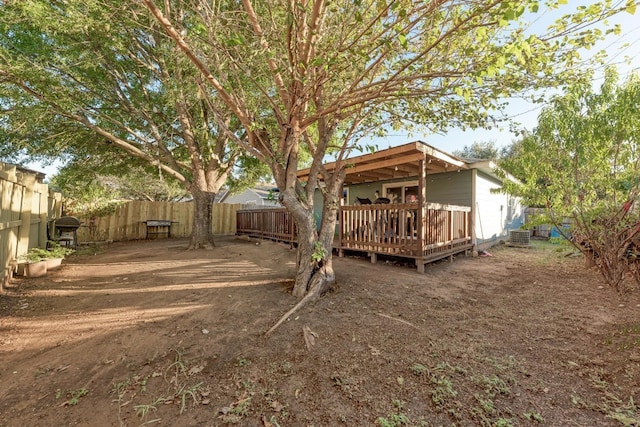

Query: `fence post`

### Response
(16, 173, 36, 255)
(37, 183, 49, 246)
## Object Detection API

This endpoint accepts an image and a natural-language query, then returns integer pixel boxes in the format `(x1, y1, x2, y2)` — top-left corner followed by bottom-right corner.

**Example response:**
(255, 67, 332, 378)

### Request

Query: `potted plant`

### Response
(44, 241, 75, 270)
(17, 244, 75, 277)
(18, 248, 49, 278)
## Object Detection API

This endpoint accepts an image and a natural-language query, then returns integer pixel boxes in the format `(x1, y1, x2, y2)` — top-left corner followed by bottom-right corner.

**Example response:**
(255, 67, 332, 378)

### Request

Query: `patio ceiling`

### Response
(297, 141, 468, 185)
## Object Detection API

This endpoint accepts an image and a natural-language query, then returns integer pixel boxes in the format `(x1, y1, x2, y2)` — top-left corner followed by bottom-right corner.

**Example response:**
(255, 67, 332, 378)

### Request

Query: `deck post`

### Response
(417, 157, 427, 272)
(470, 169, 478, 251)
(370, 252, 377, 264)
(449, 210, 454, 251)
(338, 205, 344, 253)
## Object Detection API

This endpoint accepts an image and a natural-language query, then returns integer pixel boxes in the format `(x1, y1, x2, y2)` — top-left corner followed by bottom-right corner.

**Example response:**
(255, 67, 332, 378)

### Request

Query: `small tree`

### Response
(51, 172, 123, 242)
(503, 68, 640, 292)
(144, 0, 637, 315)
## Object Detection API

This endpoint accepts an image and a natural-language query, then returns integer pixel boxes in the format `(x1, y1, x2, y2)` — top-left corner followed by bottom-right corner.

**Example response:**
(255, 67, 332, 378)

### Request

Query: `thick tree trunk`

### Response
(292, 213, 318, 297)
(266, 183, 341, 334)
(189, 188, 217, 250)
(307, 187, 341, 296)
(283, 183, 341, 298)
(292, 235, 336, 299)
(265, 255, 335, 335)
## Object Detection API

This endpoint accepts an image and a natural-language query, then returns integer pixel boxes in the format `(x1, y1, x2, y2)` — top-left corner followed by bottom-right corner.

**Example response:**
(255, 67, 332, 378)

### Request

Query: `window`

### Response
(382, 180, 419, 203)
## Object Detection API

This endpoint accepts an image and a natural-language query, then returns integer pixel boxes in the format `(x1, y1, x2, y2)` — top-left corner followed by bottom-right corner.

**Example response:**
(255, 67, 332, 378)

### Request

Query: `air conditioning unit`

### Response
(509, 230, 530, 246)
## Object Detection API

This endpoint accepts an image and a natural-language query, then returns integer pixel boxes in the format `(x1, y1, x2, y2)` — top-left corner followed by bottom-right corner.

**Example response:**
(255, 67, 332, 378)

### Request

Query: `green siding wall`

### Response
(424, 170, 472, 206)
(309, 168, 522, 249)
(344, 170, 473, 206)
(348, 182, 383, 204)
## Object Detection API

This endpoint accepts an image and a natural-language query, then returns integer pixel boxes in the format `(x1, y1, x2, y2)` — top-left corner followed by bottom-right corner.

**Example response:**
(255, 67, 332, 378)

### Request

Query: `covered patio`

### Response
(297, 141, 475, 272)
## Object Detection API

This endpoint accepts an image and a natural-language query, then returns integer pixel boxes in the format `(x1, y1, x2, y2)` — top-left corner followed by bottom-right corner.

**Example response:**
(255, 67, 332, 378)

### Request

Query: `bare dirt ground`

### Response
(1, 236, 639, 427)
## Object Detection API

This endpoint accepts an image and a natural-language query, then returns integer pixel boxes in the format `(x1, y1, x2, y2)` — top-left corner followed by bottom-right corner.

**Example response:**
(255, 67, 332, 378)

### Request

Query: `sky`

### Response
(24, 1, 640, 178)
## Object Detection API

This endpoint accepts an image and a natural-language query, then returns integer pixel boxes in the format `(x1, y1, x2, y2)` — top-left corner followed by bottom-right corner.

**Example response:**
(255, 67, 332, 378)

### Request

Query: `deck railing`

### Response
(236, 208, 296, 244)
(236, 203, 473, 264)
(339, 203, 472, 260)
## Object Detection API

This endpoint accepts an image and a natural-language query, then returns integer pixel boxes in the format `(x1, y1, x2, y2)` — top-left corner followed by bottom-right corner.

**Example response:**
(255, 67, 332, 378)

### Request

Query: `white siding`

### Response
(474, 172, 524, 248)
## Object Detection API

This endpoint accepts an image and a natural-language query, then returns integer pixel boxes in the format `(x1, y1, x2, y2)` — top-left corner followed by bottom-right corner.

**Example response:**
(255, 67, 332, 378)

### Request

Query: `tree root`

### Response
(302, 325, 317, 350)
(376, 312, 420, 330)
(186, 241, 215, 250)
(265, 265, 334, 336)
(265, 290, 318, 336)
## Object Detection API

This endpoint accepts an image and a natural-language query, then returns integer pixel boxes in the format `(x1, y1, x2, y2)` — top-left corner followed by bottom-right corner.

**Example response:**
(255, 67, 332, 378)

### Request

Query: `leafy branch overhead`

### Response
(0, 0, 266, 249)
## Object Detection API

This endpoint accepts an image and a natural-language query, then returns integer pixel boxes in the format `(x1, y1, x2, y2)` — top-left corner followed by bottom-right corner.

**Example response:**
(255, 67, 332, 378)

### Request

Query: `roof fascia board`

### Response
(415, 140, 467, 169)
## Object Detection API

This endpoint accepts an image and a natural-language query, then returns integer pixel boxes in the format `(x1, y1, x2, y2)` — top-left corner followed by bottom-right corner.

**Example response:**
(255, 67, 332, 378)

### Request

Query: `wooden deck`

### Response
(236, 203, 473, 272)
(236, 208, 296, 246)
(338, 203, 473, 272)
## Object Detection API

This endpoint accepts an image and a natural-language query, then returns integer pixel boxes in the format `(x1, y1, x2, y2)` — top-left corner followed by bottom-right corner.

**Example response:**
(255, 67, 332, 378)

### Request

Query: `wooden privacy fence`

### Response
(76, 201, 242, 242)
(1, 163, 62, 289)
(236, 208, 296, 245)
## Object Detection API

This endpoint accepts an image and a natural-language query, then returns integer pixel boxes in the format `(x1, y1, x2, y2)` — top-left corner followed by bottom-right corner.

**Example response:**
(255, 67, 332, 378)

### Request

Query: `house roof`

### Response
(1, 162, 47, 183)
(467, 160, 521, 185)
(297, 141, 468, 185)
(218, 184, 279, 203)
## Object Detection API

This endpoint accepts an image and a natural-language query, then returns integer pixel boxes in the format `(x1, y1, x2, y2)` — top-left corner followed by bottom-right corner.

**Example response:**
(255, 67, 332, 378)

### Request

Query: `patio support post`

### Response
(338, 204, 344, 257)
(416, 157, 427, 273)
(471, 168, 478, 252)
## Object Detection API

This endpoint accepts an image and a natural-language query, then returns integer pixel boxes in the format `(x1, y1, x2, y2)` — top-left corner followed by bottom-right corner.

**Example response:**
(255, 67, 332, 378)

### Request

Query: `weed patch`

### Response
(571, 368, 640, 426)
(377, 400, 410, 427)
(58, 388, 88, 406)
(110, 348, 209, 425)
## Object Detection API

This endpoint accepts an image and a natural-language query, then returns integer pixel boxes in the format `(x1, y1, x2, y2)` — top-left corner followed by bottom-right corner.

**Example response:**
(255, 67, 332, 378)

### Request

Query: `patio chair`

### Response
(355, 197, 372, 205)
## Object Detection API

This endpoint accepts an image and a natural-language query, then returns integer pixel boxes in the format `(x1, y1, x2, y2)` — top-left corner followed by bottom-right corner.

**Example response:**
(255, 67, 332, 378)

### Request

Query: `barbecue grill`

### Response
(49, 216, 82, 249)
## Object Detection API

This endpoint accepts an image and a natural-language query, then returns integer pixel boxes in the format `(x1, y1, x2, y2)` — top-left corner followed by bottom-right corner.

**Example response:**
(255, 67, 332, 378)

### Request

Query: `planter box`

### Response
(24, 261, 47, 278)
(46, 258, 63, 271)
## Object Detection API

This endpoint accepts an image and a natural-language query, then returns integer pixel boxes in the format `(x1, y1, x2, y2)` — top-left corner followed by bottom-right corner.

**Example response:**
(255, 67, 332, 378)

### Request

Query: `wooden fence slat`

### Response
(1, 163, 62, 290)
(76, 201, 241, 243)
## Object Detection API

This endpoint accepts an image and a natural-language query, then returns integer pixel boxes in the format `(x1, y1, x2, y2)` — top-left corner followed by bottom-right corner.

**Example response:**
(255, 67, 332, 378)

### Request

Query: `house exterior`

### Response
(335, 163, 523, 249)
(297, 141, 524, 270)
(217, 185, 280, 207)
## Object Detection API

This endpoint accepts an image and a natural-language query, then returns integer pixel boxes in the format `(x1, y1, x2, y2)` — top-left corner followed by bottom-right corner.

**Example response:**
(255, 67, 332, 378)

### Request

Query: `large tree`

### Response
(503, 68, 640, 292)
(143, 0, 636, 311)
(453, 141, 500, 161)
(0, 0, 256, 249)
